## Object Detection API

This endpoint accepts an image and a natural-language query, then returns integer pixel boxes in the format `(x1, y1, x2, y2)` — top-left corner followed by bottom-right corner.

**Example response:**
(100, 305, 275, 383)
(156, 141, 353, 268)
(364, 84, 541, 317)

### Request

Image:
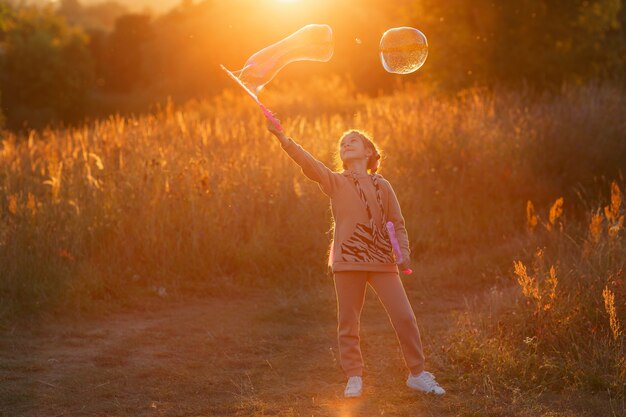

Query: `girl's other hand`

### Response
(399, 259, 412, 273)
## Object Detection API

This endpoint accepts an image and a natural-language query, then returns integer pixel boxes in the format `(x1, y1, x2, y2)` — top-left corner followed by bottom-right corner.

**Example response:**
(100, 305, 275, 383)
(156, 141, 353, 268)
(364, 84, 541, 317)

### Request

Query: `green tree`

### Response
(404, 0, 625, 88)
(0, 5, 94, 129)
(58, 0, 130, 32)
(0, 3, 12, 129)
(101, 13, 153, 92)
(492, 0, 624, 85)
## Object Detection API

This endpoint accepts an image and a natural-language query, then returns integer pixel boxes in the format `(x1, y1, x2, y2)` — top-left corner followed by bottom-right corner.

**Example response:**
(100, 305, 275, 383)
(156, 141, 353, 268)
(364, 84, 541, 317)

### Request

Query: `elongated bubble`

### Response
(379, 27, 428, 74)
(237, 24, 334, 94)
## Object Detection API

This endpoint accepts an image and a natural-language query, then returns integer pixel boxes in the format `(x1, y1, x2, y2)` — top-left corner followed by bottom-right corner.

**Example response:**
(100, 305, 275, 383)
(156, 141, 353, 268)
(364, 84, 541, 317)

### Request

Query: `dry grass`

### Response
(447, 182, 625, 411)
(1, 81, 625, 415)
(2, 82, 624, 318)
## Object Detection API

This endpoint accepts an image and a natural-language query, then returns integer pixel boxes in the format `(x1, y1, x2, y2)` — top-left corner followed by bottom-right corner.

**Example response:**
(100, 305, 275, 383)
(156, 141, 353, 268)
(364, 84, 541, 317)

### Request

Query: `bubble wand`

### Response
(220, 24, 333, 133)
(220, 64, 283, 132)
(386, 221, 413, 275)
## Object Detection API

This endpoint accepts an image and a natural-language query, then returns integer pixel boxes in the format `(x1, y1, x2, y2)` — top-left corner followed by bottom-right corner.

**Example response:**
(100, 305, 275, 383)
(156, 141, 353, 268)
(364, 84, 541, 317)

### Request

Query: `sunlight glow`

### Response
(338, 401, 357, 417)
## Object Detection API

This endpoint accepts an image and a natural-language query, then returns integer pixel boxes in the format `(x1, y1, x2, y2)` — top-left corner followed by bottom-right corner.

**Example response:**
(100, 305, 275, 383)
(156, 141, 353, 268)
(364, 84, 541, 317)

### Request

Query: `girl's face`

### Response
(339, 133, 372, 164)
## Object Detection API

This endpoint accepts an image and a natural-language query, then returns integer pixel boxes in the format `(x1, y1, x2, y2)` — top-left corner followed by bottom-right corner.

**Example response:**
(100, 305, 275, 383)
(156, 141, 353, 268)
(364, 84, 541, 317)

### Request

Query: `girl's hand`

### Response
(266, 116, 284, 138)
(399, 259, 412, 273)
(266, 117, 290, 147)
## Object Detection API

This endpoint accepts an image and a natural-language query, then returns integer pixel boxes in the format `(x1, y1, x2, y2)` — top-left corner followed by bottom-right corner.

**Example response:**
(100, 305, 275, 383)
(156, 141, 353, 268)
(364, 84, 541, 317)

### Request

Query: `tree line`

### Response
(0, 0, 624, 130)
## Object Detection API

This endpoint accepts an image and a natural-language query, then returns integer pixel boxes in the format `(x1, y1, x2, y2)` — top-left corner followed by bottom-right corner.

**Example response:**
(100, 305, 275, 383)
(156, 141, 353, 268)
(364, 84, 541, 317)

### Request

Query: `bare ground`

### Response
(0, 277, 618, 417)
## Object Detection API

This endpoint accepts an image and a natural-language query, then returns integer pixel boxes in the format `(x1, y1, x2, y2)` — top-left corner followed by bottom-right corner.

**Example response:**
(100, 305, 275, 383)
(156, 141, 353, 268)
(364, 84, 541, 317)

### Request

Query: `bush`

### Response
(448, 181, 625, 394)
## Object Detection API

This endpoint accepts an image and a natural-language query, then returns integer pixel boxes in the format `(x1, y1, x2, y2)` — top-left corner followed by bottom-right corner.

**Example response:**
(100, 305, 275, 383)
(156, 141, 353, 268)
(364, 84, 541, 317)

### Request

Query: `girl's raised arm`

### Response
(267, 119, 340, 197)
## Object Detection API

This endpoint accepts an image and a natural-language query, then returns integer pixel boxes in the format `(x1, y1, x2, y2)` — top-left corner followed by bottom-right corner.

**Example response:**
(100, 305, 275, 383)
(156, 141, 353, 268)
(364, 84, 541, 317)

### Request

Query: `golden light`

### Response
(319, 397, 363, 417)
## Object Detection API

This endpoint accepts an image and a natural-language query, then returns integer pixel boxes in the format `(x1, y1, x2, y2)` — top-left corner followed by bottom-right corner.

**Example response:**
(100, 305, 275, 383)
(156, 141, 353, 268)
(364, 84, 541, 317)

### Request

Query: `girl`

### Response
(267, 121, 445, 398)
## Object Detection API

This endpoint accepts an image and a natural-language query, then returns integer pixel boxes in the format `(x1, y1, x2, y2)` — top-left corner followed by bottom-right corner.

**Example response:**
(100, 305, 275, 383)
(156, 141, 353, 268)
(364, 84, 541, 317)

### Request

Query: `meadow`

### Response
(1, 80, 625, 416)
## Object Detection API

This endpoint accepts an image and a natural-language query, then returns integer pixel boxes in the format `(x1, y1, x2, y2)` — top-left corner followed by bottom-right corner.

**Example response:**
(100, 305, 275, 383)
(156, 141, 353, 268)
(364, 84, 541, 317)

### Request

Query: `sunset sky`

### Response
(79, 0, 181, 11)
(25, 0, 181, 12)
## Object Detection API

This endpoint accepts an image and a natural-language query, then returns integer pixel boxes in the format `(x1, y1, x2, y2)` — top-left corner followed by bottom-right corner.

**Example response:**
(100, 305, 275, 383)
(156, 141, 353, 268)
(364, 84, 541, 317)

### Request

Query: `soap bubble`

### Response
(237, 24, 334, 94)
(379, 27, 428, 74)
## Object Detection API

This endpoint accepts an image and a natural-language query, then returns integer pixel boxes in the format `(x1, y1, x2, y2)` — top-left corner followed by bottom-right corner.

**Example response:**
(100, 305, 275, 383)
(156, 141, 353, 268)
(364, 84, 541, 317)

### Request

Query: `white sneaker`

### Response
(406, 371, 445, 395)
(344, 376, 363, 398)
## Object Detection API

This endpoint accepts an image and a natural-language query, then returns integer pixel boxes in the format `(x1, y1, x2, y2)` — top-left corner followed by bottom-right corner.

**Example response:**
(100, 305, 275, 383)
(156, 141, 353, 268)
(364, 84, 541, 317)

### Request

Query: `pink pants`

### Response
(333, 271, 425, 377)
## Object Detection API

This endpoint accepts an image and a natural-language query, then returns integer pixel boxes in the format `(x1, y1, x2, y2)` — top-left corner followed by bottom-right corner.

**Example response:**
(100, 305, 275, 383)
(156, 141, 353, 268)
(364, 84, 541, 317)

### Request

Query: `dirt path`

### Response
(0, 283, 611, 416)
(2, 291, 286, 416)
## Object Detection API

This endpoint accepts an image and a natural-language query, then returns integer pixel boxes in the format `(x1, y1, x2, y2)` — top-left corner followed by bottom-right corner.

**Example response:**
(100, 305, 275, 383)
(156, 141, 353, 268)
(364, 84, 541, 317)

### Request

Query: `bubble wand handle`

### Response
(220, 64, 283, 132)
(258, 103, 283, 133)
(386, 221, 413, 275)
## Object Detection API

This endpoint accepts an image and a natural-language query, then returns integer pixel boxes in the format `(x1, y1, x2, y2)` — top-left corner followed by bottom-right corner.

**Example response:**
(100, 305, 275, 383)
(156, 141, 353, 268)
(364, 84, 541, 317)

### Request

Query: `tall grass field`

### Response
(1, 81, 625, 411)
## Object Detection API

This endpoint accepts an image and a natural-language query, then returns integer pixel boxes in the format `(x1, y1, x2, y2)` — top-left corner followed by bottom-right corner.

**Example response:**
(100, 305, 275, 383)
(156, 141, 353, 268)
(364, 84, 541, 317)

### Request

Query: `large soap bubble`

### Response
(236, 24, 334, 94)
(379, 27, 428, 74)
